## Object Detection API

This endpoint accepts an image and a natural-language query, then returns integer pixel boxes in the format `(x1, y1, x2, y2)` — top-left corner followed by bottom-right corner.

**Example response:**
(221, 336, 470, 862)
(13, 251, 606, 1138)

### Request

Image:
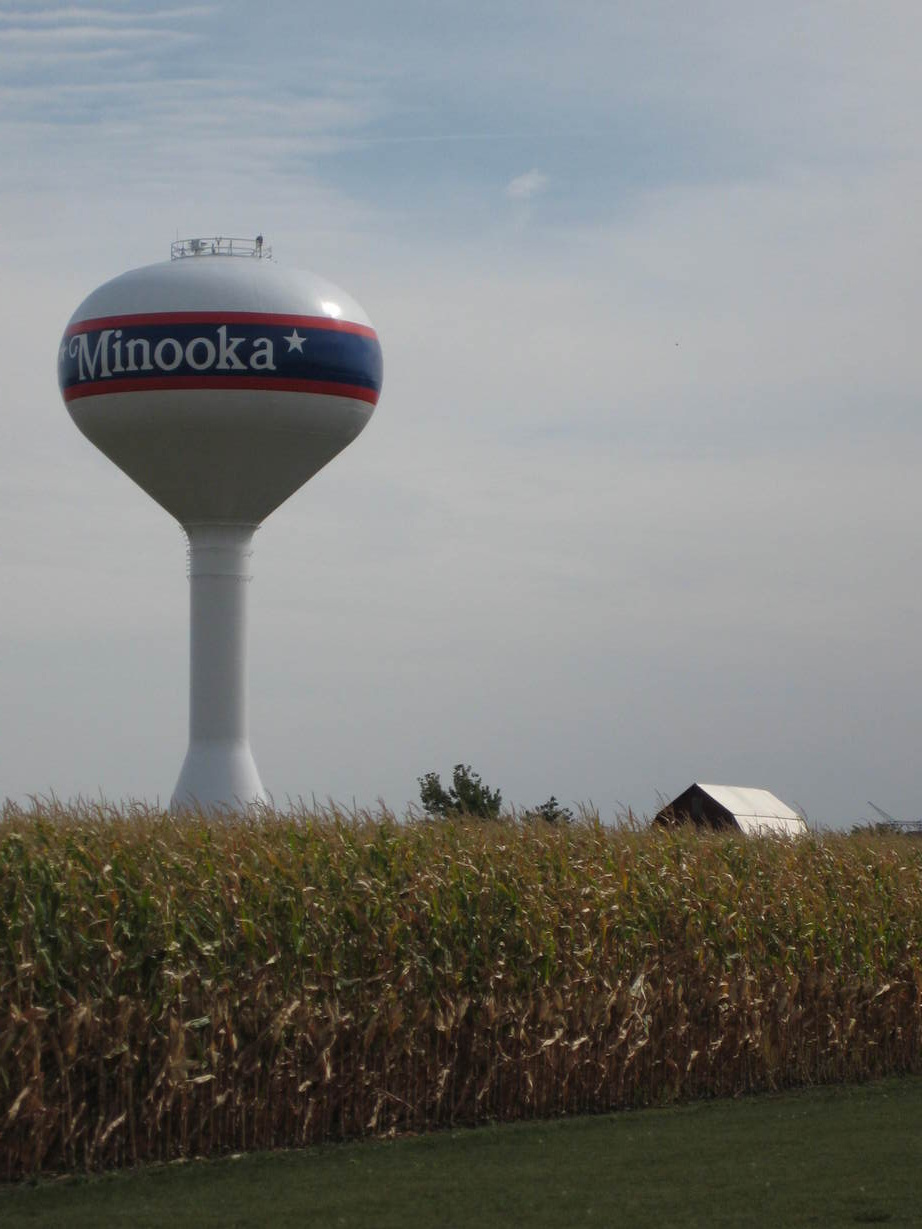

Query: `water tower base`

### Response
(171, 739, 267, 811)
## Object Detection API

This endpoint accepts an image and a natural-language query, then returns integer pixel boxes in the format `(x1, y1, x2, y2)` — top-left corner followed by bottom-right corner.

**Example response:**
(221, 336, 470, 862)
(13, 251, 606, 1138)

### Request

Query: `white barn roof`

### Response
(656, 783, 808, 837)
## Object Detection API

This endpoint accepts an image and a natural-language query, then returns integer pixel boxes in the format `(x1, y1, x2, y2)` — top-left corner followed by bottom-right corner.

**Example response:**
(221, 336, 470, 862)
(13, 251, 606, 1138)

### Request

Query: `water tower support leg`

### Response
(171, 523, 267, 810)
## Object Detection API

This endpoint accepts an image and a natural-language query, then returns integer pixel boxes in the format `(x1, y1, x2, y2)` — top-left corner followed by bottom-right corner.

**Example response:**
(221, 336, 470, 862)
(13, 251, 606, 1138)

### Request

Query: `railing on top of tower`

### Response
(170, 236, 272, 261)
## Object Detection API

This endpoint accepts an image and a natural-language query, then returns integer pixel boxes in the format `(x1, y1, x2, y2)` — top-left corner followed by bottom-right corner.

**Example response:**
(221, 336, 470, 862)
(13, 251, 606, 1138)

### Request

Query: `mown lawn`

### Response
(4, 1076, 922, 1228)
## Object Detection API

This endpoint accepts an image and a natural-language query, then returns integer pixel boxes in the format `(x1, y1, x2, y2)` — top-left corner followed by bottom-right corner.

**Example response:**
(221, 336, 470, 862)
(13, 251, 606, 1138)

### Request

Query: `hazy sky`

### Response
(2, 1, 921, 828)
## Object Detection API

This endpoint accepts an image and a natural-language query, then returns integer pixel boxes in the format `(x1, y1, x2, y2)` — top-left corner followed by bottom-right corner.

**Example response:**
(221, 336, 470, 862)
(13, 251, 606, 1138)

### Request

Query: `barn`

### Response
(654, 783, 808, 837)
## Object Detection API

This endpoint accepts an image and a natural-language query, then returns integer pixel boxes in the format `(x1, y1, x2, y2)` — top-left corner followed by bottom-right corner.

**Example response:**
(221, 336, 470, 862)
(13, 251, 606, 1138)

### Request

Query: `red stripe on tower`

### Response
(63, 375, 380, 405)
(66, 312, 378, 340)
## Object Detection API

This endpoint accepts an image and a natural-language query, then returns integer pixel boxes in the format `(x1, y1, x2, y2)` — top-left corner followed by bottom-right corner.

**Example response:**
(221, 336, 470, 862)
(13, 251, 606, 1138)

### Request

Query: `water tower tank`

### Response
(58, 236, 383, 808)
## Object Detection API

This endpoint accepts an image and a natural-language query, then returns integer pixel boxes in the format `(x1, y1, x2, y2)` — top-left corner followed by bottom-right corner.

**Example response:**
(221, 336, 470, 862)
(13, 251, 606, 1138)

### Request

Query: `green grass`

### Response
(4, 1077, 922, 1228)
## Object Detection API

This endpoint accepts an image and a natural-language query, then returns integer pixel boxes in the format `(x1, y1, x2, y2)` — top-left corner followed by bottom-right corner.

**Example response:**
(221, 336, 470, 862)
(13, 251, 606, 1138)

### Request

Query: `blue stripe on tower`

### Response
(59, 320, 383, 401)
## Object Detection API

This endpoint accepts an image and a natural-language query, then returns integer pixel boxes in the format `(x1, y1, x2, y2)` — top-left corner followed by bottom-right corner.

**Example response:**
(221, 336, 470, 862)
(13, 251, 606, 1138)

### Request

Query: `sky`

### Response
(2, 1, 921, 828)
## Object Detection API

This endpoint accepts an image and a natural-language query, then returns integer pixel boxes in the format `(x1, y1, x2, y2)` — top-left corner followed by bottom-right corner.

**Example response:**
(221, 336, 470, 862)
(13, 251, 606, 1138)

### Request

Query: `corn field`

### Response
(2, 800, 921, 1179)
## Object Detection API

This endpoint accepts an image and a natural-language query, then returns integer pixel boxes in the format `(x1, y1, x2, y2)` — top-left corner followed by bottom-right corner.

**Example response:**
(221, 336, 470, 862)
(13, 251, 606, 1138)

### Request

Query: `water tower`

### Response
(58, 237, 383, 808)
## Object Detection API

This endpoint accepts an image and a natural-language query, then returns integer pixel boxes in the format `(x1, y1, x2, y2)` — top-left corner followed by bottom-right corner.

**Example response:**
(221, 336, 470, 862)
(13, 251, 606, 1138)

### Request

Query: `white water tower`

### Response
(58, 237, 383, 808)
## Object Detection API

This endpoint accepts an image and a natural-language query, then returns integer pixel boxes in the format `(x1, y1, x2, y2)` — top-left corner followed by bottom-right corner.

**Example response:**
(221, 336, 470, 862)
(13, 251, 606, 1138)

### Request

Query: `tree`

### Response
(418, 764, 502, 820)
(524, 796, 573, 825)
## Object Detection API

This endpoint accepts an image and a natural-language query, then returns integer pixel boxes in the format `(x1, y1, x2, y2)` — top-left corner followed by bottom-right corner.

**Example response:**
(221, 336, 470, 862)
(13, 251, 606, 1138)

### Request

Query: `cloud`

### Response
(505, 168, 548, 200)
(0, 24, 199, 45)
(0, 5, 217, 24)
(0, 46, 124, 68)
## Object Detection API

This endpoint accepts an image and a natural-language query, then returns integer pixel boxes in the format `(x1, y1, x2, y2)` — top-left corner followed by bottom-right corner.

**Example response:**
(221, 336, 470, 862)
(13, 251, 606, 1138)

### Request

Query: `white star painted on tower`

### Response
(284, 329, 306, 353)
